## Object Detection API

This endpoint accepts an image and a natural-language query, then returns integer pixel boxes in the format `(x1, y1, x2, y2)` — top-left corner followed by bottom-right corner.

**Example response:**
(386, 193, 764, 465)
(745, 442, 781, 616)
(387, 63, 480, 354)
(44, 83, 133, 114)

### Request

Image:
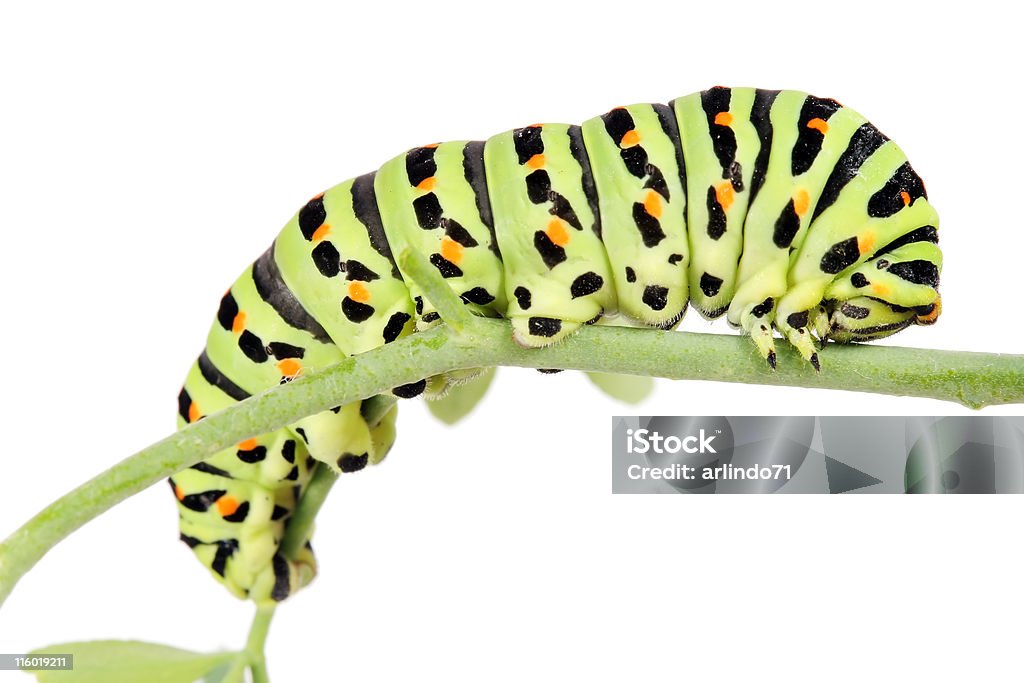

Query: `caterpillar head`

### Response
(823, 225, 942, 342)
(824, 295, 940, 343)
(821, 231, 941, 343)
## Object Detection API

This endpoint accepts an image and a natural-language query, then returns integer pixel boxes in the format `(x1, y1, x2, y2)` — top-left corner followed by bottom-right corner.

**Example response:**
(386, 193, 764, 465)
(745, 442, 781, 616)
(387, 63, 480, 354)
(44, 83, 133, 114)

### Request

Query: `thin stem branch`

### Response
(398, 247, 475, 334)
(279, 464, 336, 559)
(245, 604, 276, 683)
(1, 319, 1023, 607)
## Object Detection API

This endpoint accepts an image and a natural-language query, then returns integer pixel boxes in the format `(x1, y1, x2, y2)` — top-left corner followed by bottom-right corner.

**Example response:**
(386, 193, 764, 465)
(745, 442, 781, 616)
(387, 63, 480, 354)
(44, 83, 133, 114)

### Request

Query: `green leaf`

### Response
(586, 372, 654, 404)
(426, 367, 496, 425)
(202, 659, 246, 683)
(28, 641, 237, 683)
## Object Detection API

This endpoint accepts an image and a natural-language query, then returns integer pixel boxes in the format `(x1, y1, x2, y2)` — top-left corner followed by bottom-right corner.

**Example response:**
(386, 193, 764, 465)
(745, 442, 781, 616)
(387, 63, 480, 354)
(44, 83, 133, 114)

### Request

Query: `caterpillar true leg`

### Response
(736, 297, 780, 368)
(775, 308, 822, 370)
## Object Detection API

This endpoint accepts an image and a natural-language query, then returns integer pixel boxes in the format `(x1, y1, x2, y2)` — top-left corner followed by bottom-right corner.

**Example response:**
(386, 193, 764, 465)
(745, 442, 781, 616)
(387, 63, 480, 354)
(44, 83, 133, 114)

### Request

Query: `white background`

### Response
(1, 2, 1022, 681)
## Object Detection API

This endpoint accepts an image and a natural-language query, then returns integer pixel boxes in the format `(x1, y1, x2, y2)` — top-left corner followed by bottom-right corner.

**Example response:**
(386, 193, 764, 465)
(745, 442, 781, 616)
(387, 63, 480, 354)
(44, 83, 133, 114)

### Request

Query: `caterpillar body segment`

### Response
(485, 123, 613, 346)
(376, 141, 507, 329)
(174, 86, 941, 603)
(581, 103, 689, 329)
(675, 87, 763, 320)
(274, 176, 416, 357)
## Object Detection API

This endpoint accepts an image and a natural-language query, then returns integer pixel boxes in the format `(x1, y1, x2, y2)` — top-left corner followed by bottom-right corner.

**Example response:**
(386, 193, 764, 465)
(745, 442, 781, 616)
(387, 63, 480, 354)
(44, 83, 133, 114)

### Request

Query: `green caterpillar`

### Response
(171, 87, 942, 603)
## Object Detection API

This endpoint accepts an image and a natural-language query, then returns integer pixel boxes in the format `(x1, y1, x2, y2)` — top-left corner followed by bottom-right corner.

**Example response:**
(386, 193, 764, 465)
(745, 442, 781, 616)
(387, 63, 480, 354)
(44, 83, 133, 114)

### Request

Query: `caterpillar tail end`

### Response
(251, 544, 318, 605)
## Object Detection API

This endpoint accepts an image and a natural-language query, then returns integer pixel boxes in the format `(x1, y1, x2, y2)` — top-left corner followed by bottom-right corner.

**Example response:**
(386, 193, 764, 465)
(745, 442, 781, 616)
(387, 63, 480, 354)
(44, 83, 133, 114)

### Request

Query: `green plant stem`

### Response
(399, 248, 474, 333)
(245, 604, 276, 683)
(1, 319, 1022, 608)
(220, 655, 249, 683)
(279, 464, 336, 560)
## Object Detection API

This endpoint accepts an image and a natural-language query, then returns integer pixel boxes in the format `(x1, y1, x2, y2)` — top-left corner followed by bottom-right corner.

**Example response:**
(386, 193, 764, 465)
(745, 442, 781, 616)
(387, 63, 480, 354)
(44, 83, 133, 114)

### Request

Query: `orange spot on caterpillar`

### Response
(643, 190, 662, 219)
(187, 403, 201, 423)
(858, 231, 876, 255)
(793, 188, 810, 217)
(311, 223, 331, 241)
(807, 118, 829, 134)
(277, 358, 302, 378)
(714, 112, 733, 126)
(715, 182, 734, 211)
(871, 283, 891, 298)
(174, 485, 184, 501)
(526, 154, 545, 170)
(348, 282, 370, 303)
(546, 219, 569, 247)
(416, 177, 436, 191)
(441, 236, 464, 265)
(422, 143, 440, 149)
(312, 192, 324, 201)
(216, 495, 240, 517)
(917, 295, 941, 324)
(232, 312, 246, 334)
(621, 130, 640, 147)
(238, 438, 258, 451)
(900, 191, 911, 206)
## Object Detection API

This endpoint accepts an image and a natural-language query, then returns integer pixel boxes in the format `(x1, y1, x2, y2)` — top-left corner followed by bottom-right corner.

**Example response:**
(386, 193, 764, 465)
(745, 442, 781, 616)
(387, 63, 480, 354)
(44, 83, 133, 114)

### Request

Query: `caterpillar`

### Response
(170, 87, 942, 603)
